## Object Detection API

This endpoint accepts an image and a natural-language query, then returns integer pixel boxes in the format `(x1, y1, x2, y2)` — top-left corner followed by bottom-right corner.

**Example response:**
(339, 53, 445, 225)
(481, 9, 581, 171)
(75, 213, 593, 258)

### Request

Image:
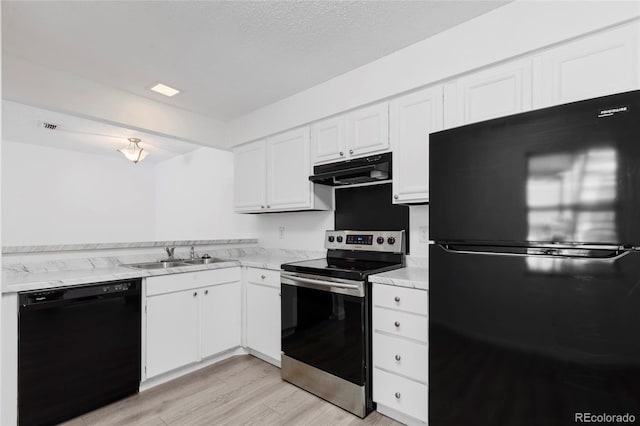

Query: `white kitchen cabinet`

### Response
(390, 86, 443, 204)
(245, 267, 281, 365)
(145, 268, 241, 379)
(234, 126, 332, 213)
(373, 283, 428, 425)
(200, 281, 242, 359)
(234, 140, 267, 212)
(311, 115, 347, 164)
(535, 23, 639, 108)
(445, 57, 533, 128)
(266, 127, 313, 210)
(312, 102, 389, 165)
(146, 289, 200, 378)
(346, 102, 389, 158)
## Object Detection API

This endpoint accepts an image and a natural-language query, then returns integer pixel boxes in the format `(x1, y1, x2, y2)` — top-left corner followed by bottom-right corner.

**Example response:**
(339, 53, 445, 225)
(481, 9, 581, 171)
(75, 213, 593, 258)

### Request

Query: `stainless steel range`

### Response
(280, 230, 406, 418)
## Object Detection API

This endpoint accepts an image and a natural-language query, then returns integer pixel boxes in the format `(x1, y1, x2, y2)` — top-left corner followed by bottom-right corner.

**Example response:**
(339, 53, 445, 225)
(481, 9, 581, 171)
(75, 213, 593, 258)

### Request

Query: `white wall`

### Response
(226, 1, 640, 145)
(409, 205, 428, 258)
(2, 140, 157, 245)
(254, 210, 334, 252)
(154, 147, 257, 240)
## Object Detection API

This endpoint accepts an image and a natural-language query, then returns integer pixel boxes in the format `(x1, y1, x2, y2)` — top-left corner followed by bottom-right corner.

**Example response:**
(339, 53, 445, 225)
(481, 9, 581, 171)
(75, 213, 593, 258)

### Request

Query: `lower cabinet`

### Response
(145, 268, 241, 379)
(373, 284, 428, 425)
(245, 267, 281, 365)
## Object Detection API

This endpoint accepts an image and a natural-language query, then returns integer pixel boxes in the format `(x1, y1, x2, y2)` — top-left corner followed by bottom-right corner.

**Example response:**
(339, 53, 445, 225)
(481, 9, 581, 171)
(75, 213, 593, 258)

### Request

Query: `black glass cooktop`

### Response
(281, 257, 402, 281)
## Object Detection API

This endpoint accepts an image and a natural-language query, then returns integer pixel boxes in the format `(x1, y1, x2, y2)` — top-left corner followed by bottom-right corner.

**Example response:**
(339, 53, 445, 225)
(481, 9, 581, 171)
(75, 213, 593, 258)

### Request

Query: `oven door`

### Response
(281, 272, 367, 386)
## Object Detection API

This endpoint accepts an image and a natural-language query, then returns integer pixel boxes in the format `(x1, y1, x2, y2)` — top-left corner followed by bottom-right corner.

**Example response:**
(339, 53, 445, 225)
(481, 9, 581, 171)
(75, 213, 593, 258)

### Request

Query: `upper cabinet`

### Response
(535, 24, 639, 108)
(390, 85, 443, 204)
(234, 126, 332, 213)
(234, 140, 267, 212)
(444, 57, 533, 129)
(312, 102, 389, 165)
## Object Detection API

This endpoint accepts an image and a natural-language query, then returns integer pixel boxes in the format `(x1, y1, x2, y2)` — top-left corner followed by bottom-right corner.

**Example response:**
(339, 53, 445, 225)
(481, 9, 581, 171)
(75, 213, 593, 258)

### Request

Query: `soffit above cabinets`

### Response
(2, 1, 510, 123)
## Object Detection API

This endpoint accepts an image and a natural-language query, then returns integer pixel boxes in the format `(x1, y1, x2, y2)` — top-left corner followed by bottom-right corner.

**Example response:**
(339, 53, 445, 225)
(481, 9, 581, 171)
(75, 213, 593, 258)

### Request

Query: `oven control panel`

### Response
(325, 230, 405, 253)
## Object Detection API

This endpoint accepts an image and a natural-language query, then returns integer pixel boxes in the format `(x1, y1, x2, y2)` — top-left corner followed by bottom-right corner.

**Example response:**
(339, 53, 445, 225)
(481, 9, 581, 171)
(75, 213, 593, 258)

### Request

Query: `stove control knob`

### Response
(387, 237, 396, 245)
(328, 236, 335, 243)
(336, 236, 343, 243)
(377, 236, 385, 244)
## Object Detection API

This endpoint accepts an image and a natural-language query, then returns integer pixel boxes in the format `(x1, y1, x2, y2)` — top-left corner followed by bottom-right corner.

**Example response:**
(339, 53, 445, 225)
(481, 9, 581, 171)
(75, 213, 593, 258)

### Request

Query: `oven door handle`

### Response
(280, 273, 365, 297)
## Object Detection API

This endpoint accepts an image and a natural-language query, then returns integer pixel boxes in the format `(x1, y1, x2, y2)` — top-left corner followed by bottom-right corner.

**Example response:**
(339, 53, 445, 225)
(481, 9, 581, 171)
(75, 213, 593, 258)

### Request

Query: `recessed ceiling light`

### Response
(150, 83, 180, 97)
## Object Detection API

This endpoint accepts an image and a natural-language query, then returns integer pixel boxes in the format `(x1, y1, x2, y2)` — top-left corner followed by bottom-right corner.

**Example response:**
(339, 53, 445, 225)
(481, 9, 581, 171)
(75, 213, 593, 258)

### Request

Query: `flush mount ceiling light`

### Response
(150, 83, 180, 97)
(118, 138, 148, 164)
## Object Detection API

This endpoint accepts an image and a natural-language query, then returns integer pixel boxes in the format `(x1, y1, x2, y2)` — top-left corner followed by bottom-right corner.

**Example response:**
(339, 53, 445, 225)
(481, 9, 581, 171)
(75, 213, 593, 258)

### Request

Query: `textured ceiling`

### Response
(2, 1, 509, 122)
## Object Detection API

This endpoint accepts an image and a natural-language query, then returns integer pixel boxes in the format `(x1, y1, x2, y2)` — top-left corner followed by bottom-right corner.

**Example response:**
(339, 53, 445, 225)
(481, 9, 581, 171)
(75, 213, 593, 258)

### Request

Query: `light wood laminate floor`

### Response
(60, 355, 402, 426)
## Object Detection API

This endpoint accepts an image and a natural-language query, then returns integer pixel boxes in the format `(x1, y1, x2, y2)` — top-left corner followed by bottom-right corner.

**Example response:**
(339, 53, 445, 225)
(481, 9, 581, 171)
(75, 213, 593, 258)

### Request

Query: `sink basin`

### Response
(127, 261, 190, 270)
(182, 258, 227, 265)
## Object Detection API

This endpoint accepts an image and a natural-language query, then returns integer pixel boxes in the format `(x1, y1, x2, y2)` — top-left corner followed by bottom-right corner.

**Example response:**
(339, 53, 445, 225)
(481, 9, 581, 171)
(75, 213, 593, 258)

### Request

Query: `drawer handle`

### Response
(261, 275, 266, 279)
(395, 354, 401, 361)
(349, 149, 354, 154)
(394, 296, 400, 302)
(205, 290, 209, 295)
(193, 292, 198, 297)
(394, 321, 400, 328)
(395, 392, 401, 399)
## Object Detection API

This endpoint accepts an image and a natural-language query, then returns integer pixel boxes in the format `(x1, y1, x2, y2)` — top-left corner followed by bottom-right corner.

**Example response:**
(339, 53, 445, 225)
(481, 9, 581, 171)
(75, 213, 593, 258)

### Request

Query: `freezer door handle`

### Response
(439, 243, 632, 261)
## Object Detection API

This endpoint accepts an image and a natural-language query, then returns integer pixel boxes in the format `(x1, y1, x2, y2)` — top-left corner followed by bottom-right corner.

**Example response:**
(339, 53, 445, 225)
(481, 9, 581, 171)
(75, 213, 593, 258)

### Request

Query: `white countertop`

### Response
(369, 266, 428, 290)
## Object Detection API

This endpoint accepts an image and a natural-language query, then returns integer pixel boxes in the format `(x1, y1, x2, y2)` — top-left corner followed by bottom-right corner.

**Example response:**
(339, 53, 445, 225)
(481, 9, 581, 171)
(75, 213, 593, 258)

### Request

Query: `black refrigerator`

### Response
(429, 90, 640, 426)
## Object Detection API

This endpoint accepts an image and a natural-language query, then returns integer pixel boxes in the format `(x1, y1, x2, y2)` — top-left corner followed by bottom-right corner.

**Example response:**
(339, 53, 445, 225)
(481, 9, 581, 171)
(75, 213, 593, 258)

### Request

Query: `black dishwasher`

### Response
(18, 279, 141, 426)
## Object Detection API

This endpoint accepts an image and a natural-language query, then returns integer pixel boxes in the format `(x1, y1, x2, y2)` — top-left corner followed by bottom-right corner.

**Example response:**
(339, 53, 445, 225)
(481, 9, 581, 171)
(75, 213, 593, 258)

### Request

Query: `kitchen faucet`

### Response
(190, 246, 196, 260)
(165, 246, 176, 261)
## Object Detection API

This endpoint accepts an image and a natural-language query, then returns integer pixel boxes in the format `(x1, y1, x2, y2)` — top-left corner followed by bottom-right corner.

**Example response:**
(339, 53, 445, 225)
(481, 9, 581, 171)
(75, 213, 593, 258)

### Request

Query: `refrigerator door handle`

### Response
(439, 244, 633, 261)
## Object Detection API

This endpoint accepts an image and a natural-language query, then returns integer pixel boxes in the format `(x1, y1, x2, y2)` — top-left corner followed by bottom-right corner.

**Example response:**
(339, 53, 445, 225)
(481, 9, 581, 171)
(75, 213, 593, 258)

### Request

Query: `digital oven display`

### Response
(346, 234, 373, 245)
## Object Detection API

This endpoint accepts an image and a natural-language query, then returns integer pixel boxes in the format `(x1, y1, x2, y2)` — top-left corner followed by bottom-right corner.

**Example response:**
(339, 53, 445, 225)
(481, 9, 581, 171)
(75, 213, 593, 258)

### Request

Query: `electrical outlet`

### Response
(278, 227, 285, 239)
(419, 226, 428, 243)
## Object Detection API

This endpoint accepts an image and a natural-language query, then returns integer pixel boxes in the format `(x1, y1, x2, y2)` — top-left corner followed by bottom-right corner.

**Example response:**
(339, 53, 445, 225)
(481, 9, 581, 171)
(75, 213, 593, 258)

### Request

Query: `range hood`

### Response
(309, 152, 392, 186)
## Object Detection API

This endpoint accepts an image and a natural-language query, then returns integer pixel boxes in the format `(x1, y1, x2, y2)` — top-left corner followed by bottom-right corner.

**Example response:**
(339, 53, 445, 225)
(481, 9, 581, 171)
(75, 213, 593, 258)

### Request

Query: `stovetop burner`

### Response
(281, 230, 406, 281)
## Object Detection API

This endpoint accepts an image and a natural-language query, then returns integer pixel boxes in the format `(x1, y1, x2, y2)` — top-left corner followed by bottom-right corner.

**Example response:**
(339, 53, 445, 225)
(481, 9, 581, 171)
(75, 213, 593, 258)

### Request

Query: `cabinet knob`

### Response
(393, 194, 399, 200)
(394, 321, 400, 327)
(261, 205, 265, 209)
(193, 292, 198, 297)
(261, 275, 266, 279)
(205, 290, 209, 295)
(349, 149, 354, 154)
(339, 151, 344, 156)
(394, 296, 400, 302)
(266, 205, 271, 209)
(395, 392, 401, 399)
(395, 354, 401, 361)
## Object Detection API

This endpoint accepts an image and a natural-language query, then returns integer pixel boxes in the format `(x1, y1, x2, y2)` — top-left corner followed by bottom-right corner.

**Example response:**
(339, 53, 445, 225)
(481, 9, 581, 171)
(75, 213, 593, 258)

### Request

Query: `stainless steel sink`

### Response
(126, 261, 190, 269)
(182, 257, 227, 265)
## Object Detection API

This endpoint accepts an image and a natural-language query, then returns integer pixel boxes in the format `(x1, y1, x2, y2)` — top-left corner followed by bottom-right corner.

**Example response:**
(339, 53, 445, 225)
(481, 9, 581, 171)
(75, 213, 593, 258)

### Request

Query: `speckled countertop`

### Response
(2, 251, 321, 294)
(369, 266, 428, 290)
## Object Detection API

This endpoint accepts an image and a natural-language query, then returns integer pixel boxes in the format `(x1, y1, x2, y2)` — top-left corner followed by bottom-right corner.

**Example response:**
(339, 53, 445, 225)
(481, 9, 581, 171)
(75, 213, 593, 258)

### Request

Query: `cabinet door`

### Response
(390, 86, 443, 204)
(312, 115, 347, 164)
(146, 290, 200, 378)
(447, 58, 533, 127)
(537, 24, 639, 108)
(246, 282, 281, 363)
(346, 102, 390, 158)
(234, 140, 267, 212)
(266, 127, 312, 210)
(200, 281, 241, 358)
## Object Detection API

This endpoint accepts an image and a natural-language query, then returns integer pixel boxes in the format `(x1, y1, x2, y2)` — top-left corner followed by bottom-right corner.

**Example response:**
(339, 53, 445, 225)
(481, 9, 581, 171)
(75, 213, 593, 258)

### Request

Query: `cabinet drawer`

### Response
(146, 267, 241, 296)
(374, 284, 427, 315)
(373, 308, 428, 343)
(373, 368, 427, 422)
(246, 267, 281, 288)
(373, 332, 427, 383)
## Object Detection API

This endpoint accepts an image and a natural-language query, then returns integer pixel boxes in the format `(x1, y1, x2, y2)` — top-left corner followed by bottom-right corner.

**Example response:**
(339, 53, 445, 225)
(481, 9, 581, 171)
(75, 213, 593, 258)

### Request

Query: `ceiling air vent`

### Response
(40, 122, 59, 130)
